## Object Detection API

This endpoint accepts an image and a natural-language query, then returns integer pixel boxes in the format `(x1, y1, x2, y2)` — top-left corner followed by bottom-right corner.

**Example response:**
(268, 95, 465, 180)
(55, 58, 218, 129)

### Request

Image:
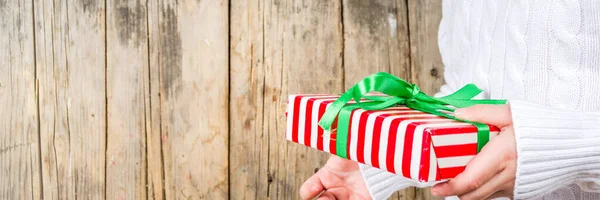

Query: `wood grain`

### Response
(33, 0, 60, 198)
(0, 0, 41, 199)
(106, 0, 148, 199)
(146, 0, 165, 199)
(33, 0, 68, 198)
(262, 0, 344, 199)
(156, 0, 229, 199)
(7, 0, 447, 199)
(229, 0, 269, 199)
(62, 1, 107, 199)
(408, 0, 445, 95)
(34, 0, 107, 199)
(343, 0, 411, 85)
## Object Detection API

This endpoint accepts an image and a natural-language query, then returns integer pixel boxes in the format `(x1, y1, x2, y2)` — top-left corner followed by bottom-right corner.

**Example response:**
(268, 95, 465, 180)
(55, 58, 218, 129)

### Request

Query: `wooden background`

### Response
(0, 0, 444, 199)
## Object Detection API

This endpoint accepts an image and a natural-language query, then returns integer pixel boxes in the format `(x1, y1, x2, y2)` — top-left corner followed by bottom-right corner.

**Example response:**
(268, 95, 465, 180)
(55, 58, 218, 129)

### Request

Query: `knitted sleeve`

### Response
(510, 100, 600, 199)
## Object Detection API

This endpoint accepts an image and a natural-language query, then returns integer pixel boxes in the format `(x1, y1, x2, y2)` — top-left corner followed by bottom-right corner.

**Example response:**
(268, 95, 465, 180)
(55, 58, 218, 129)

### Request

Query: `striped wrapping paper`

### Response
(286, 94, 500, 182)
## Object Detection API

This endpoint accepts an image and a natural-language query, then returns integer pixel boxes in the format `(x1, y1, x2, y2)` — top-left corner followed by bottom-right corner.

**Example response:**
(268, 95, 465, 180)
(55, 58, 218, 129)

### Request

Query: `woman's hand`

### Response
(431, 104, 517, 200)
(299, 156, 371, 200)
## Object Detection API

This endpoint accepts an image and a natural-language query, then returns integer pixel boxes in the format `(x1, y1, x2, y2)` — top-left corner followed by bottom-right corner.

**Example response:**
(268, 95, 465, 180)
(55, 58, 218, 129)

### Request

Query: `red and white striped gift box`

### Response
(286, 94, 500, 182)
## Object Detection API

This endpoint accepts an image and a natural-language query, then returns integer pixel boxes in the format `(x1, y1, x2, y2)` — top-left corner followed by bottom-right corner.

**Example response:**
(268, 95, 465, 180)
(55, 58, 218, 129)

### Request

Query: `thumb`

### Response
(454, 104, 512, 127)
(300, 170, 325, 200)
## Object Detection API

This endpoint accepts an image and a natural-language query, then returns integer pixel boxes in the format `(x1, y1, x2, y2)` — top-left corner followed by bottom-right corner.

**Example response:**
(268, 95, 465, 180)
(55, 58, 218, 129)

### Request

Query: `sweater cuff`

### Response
(359, 164, 436, 200)
(509, 100, 600, 199)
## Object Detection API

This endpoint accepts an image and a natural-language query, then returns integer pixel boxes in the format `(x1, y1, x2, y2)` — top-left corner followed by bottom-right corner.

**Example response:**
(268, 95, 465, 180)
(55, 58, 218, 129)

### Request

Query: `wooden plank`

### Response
(408, 0, 444, 199)
(33, 0, 67, 198)
(105, 0, 148, 199)
(261, 0, 344, 199)
(0, 0, 41, 199)
(32, 0, 58, 199)
(156, 0, 229, 199)
(34, 0, 106, 199)
(61, 1, 107, 199)
(146, 0, 165, 199)
(343, 1, 417, 199)
(343, 0, 411, 85)
(229, 0, 269, 199)
(408, 0, 445, 95)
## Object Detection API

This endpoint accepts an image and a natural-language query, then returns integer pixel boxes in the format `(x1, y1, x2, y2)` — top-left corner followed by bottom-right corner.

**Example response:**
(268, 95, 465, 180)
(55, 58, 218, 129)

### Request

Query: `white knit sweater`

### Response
(359, 0, 600, 199)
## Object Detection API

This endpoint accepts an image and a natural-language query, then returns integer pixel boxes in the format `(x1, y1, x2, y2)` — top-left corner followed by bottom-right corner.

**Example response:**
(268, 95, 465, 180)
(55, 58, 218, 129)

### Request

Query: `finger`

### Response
(316, 191, 336, 200)
(325, 156, 359, 172)
(458, 169, 514, 200)
(431, 137, 507, 196)
(454, 104, 512, 127)
(325, 188, 351, 200)
(300, 170, 326, 200)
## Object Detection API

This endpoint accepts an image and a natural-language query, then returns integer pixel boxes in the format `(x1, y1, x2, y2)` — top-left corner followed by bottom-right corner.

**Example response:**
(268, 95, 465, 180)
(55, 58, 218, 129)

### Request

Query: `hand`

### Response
(431, 104, 517, 200)
(300, 156, 371, 200)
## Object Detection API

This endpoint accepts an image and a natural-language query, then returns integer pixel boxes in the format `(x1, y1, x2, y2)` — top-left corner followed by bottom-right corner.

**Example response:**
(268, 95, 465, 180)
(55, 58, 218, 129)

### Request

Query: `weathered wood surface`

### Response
(229, 0, 268, 199)
(34, 0, 107, 200)
(343, 0, 411, 85)
(0, 0, 40, 199)
(265, 0, 345, 199)
(33, 0, 62, 199)
(409, 0, 445, 95)
(156, 1, 229, 199)
(106, 0, 148, 199)
(146, 0, 165, 199)
(2, 0, 444, 199)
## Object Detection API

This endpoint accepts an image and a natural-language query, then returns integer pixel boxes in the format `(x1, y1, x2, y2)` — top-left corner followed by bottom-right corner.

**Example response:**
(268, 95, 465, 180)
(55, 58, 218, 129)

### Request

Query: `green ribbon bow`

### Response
(318, 72, 506, 159)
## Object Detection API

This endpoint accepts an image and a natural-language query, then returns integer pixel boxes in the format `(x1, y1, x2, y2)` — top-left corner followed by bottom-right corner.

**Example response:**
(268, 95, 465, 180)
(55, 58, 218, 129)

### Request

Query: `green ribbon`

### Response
(318, 72, 506, 159)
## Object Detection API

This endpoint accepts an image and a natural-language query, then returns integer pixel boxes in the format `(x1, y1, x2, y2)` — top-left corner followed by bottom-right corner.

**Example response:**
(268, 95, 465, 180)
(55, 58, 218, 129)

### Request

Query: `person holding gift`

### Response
(299, 1, 600, 200)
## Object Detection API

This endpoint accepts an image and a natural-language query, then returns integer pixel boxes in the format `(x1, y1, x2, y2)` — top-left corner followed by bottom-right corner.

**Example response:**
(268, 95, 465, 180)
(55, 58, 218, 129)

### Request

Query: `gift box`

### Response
(285, 72, 505, 182)
(285, 95, 500, 182)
